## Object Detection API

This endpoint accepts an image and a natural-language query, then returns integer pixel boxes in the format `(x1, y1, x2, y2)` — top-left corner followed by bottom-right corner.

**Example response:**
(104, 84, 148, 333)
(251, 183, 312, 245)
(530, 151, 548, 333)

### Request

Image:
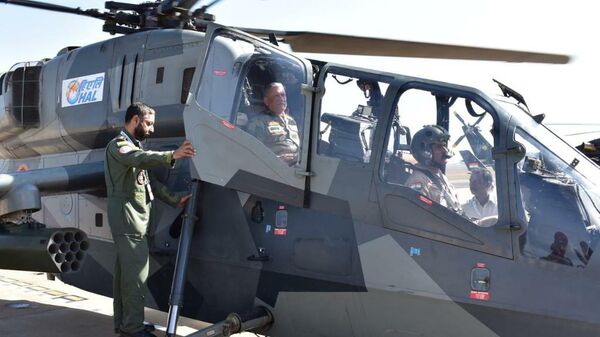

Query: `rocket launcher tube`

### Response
(0, 227, 90, 273)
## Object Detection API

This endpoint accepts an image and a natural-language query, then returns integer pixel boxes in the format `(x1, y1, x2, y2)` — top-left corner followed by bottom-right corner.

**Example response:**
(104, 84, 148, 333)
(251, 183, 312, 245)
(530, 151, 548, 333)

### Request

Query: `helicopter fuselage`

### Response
(1, 23, 600, 337)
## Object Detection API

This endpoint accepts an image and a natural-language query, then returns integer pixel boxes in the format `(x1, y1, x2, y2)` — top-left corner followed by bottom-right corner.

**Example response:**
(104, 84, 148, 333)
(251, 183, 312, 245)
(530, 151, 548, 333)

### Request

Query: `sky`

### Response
(0, 0, 598, 140)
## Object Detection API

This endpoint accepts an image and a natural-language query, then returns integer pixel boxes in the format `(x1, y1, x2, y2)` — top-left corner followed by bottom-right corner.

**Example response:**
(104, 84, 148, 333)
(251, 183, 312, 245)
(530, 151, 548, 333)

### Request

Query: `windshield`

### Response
(499, 99, 600, 188)
(498, 99, 600, 267)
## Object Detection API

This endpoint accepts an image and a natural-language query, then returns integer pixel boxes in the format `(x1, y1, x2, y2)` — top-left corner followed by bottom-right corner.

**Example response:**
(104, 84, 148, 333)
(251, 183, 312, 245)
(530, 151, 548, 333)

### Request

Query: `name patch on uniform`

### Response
(267, 122, 285, 135)
(61, 72, 105, 107)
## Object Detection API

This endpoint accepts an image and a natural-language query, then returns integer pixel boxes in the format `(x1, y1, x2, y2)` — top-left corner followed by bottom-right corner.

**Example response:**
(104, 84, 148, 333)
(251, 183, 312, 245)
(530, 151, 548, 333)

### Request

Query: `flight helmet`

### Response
(410, 125, 452, 166)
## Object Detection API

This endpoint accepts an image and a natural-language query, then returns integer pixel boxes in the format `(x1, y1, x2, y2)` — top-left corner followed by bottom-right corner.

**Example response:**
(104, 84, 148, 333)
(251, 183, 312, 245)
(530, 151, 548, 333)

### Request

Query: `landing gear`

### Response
(187, 306, 273, 337)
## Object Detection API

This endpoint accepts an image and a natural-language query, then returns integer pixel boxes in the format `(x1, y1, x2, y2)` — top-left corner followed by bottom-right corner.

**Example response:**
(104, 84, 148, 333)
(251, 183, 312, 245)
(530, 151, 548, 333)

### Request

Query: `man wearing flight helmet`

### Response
(405, 125, 462, 212)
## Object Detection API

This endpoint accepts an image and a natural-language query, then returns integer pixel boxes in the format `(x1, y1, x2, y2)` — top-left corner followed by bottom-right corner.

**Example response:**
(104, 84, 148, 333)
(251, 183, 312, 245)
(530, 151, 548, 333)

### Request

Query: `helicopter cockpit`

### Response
(236, 57, 305, 128)
(378, 86, 498, 224)
(372, 84, 600, 267)
(196, 30, 308, 166)
(317, 72, 391, 163)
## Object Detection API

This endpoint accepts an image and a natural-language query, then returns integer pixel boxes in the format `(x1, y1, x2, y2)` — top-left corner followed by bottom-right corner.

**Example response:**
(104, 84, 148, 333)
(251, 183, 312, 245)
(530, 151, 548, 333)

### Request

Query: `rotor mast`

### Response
(0, 0, 217, 34)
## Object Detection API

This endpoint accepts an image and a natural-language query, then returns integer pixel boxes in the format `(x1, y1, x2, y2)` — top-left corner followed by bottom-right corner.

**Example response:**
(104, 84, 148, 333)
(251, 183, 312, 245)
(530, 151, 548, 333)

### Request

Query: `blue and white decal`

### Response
(61, 72, 105, 107)
(409, 247, 422, 257)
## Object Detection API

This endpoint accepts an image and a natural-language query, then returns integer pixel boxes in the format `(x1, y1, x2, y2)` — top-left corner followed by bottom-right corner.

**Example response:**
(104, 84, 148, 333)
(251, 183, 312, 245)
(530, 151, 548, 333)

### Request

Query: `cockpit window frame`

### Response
(377, 80, 501, 186)
(183, 23, 315, 206)
(502, 100, 600, 185)
(312, 63, 396, 168)
(370, 77, 515, 258)
(513, 126, 600, 268)
(195, 26, 312, 117)
(314, 66, 394, 165)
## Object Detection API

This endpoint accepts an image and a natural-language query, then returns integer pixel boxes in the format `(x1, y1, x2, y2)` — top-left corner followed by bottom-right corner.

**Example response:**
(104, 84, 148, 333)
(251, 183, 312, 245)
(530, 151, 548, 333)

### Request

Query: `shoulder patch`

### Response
(119, 145, 134, 154)
(410, 182, 423, 192)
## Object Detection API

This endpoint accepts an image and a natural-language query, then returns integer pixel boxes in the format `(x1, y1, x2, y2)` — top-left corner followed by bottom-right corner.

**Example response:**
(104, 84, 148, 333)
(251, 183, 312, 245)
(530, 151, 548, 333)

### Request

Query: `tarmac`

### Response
(0, 269, 239, 337)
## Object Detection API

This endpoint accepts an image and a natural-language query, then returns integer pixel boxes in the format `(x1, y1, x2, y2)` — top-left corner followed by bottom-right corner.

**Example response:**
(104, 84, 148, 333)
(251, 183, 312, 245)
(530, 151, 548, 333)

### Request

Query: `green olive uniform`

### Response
(246, 110, 300, 165)
(104, 130, 184, 334)
(405, 164, 462, 212)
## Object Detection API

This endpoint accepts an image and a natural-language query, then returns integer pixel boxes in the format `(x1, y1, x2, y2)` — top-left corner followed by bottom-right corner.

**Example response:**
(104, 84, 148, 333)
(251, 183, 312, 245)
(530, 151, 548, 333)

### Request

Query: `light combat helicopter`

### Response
(2, 1, 600, 337)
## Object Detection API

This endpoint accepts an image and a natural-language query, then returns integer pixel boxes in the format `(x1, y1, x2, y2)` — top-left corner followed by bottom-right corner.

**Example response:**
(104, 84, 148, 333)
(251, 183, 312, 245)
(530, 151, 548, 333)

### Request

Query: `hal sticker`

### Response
(61, 72, 105, 107)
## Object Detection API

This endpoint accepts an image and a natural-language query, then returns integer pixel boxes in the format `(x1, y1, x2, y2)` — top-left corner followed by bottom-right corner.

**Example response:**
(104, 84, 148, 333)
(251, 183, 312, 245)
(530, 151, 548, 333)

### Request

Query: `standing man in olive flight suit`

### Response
(105, 102, 196, 337)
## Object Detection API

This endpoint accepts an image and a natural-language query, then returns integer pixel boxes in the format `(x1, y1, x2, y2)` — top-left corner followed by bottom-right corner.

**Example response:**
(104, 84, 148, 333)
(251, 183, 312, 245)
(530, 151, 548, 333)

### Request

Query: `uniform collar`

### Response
(120, 129, 141, 147)
(415, 163, 442, 177)
(265, 108, 287, 119)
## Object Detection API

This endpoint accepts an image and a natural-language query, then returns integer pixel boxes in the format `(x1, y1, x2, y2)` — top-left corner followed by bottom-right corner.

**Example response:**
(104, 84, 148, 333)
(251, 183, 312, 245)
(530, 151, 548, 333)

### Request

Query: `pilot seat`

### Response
(319, 112, 375, 162)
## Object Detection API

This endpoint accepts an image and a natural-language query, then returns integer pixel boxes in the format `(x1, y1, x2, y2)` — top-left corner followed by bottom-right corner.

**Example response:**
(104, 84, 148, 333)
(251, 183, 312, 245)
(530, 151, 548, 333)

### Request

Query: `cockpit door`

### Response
(374, 79, 514, 258)
(308, 64, 394, 224)
(182, 25, 312, 206)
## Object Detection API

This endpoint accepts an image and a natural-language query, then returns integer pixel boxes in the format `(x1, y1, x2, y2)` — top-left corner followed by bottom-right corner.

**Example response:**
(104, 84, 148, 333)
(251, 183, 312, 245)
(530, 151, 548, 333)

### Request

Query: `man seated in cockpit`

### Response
(247, 82, 300, 165)
(463, 168, 498, 227)
(405, 125, 462, 212)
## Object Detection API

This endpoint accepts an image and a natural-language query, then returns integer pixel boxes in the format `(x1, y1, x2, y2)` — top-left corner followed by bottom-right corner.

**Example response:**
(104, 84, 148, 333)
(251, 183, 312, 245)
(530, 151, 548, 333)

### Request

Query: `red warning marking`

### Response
(213, 70, 227, 76)
(469, 291, 490, 301)
(476, 262, 486, 268)
(221, 120, 235, 129)
(274, 228, 287, 236)
(419, 195, 433, 206)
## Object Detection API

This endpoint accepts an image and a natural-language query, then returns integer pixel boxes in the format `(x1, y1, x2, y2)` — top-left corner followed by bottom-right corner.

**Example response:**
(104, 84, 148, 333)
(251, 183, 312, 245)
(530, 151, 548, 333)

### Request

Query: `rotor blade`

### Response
(472, 114, 486, 128)
(238, 29, 570, 64)
(180, 0, 201, 8)
(0, 0, 108, 20)
(105, 2, 156, 10)
(202, 0, 223, 10)
(453, 111, 468, 127)
(547, 123, 600, 126)
(453, 134, 467, 148)
(186, 0, 221, 10)
(564, 131, 600, 137)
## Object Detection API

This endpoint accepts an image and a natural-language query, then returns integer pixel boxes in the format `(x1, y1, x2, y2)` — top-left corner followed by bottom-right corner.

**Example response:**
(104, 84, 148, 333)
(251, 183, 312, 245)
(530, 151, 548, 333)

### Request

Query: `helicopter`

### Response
(2, 1, 600, 337)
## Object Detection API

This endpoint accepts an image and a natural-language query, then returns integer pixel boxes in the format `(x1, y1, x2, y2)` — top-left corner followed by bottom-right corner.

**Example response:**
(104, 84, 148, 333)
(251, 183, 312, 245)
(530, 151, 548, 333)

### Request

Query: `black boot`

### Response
(119, 330, 157, 337)
(143, 323, 156, 332)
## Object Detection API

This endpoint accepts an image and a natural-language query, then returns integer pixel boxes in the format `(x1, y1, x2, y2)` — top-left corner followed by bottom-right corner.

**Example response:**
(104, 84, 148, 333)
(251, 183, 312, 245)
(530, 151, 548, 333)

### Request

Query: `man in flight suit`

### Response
(247, 82, 300, 165)
(105, 102, 196, 337)
(405, 125, 462, 212)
